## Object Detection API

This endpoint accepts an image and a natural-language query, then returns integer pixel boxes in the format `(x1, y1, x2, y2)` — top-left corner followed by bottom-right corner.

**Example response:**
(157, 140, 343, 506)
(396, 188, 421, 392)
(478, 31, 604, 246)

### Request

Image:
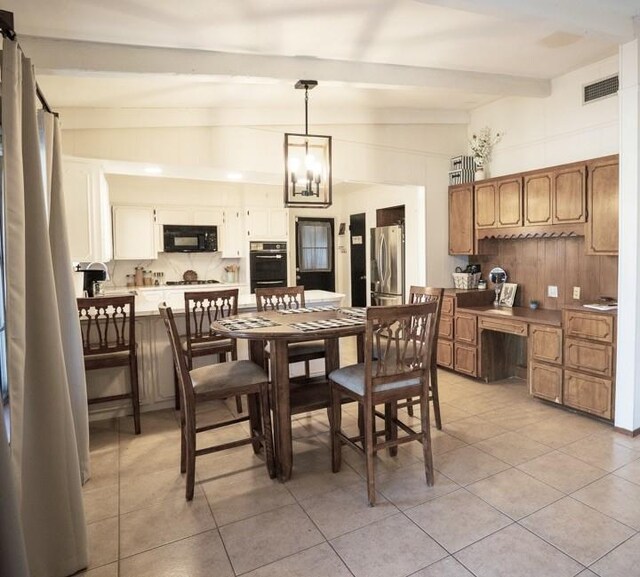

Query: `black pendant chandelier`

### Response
(284, 80, 332, 208)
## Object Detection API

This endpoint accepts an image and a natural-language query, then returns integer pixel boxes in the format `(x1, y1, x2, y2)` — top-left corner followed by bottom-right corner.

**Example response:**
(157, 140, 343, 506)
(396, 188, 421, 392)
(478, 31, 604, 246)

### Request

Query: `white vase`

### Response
(474, 168, 485, 181)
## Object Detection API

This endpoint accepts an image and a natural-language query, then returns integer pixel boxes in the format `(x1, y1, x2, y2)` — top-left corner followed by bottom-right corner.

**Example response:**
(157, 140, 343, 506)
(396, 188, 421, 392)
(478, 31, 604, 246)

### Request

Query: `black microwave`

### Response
(163, 225, 218, 253)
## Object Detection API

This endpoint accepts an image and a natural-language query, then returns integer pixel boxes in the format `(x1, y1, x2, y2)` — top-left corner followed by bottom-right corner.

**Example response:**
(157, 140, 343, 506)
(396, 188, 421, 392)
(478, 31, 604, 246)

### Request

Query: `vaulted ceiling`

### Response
(5, 0, 639, 124)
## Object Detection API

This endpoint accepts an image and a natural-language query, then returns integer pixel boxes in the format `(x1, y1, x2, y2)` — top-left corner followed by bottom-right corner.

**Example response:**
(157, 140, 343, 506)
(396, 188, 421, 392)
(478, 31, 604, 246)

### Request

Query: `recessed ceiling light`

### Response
(144, 166, 163, 175)
(227, 172, 243, 180)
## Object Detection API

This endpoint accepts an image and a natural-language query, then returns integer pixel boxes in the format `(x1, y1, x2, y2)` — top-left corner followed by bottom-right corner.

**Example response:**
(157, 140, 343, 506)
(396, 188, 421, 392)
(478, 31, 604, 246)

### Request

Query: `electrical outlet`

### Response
(548, 285, 558, 298)
(573, 286, 581, 300)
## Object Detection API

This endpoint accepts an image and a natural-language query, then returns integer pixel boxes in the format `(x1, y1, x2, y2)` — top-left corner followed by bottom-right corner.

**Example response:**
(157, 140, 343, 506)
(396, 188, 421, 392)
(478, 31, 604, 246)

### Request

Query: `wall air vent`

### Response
(583, 75, 619, 104)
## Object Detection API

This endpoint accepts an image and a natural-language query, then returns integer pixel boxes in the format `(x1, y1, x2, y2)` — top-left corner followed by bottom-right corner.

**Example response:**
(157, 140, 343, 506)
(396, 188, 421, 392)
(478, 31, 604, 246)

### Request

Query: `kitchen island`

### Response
(87, 288, 344, 420)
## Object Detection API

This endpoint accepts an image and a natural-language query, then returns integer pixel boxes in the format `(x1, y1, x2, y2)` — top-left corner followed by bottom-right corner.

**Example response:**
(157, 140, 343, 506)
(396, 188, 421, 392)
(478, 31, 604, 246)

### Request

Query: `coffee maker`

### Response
(75, 262, 109, 297)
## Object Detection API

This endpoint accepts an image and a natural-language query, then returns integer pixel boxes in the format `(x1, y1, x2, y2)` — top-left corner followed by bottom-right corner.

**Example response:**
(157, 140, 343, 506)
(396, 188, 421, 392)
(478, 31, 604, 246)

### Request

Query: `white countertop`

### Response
(103, 286, 344, 317)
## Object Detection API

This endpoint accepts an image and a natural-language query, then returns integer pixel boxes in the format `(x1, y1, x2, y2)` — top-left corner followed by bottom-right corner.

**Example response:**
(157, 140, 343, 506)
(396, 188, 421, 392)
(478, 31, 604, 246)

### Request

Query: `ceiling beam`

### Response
(415, 0, 638, 43)
(20, 35, 550, 98)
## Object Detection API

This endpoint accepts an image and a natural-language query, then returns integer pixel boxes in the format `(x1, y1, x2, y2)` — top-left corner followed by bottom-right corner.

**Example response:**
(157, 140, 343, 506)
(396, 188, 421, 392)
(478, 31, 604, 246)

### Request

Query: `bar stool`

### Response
(329, 302, 439, 505)
(255, 286, 326, 377)
(398, 286, 445, 429)
(178, 289, 243, 413)
(160, 303, 275, 500)
(77, 295, 141, 434)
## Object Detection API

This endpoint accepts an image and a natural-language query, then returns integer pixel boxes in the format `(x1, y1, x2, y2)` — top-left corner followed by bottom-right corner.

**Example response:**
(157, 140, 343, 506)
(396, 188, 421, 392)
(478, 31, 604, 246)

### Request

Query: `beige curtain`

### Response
(41, 111, 91, 482)
(3, 38, 88, 577)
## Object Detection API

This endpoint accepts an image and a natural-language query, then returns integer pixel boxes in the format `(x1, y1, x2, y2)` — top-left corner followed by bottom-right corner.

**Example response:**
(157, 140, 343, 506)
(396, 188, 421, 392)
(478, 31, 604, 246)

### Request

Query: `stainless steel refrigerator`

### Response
(370, 224, 405, 306)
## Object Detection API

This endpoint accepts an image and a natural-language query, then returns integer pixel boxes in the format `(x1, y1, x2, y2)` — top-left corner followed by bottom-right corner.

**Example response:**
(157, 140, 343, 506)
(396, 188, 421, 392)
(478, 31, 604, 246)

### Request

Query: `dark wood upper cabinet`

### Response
(524, 172, 553, 226)
(586, 156, 619, 255)
(475, 181, 497, 229)
(554, 165, 586, 224)
(497, 178, 523, 227)
(448, 185, 474, 255)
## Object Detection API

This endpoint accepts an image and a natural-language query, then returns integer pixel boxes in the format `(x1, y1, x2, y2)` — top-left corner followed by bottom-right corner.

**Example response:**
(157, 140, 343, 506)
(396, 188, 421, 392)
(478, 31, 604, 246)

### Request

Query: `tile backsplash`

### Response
(106, 253, 243, 287)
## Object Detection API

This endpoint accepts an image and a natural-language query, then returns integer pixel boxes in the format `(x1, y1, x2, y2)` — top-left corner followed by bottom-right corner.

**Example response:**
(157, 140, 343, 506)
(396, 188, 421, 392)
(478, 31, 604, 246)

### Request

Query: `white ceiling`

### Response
(5, 0, 638, 117)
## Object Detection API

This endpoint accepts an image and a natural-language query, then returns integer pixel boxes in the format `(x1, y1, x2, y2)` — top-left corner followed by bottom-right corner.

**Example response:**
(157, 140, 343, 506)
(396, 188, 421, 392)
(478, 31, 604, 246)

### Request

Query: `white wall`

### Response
(61, 121, 469, 288)
(469, 55, 619, 177)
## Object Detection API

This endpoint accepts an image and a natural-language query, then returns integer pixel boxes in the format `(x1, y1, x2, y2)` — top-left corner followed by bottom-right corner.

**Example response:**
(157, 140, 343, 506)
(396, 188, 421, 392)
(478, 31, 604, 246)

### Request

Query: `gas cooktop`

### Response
(165, 280, 221, 286)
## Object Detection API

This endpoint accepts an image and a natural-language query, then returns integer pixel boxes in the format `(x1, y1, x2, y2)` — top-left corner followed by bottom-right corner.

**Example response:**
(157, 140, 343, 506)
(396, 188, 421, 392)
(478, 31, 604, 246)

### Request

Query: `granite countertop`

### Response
(102, 288, 345, 317)
(457, 305, 563, 326)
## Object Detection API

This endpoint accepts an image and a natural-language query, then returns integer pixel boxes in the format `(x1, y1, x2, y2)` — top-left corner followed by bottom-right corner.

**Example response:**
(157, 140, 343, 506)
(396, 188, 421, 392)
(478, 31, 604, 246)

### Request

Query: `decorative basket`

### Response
(452, 272, 481, 290)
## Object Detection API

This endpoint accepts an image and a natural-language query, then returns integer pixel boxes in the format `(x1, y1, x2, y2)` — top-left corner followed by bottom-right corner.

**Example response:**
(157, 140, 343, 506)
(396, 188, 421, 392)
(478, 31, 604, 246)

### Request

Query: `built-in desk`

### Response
(454, 304, 616, 421)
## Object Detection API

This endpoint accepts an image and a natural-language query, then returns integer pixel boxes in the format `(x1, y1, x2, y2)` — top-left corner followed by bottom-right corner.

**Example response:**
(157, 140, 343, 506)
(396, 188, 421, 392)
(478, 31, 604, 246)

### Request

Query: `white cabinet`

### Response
(155, 208, 191, 226)
(112, 205, 157, 260)
(246, 207, 289, 240)
(222, 209, 244, 258)
(62, 158, 112, 262)
(194, 209, 224, 226)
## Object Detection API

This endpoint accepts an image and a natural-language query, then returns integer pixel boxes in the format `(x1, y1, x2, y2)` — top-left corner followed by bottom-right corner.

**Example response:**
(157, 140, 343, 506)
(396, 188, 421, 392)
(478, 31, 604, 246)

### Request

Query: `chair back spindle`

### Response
(255, 286, 305, 311)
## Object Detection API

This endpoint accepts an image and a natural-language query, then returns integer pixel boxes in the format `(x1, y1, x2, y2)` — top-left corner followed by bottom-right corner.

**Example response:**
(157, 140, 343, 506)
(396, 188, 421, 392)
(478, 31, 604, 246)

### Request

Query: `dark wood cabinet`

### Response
(448, 185, 475, 255)
(530, 362, 563, 404)
(523, 165, 586, 227)
(497, 178, 523, 227)
(586, 156, 619, 255)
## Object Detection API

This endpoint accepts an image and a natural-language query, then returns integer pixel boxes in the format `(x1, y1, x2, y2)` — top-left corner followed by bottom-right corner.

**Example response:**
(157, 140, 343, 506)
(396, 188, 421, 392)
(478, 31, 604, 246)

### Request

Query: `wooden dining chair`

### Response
(399, 286, 445, 429)
(179, 289, 243, 413)
(159, 303, 275, 500)
(255, 286, 326, 377)
(78, 295, 141, 435)
(329, 301, 438, 505)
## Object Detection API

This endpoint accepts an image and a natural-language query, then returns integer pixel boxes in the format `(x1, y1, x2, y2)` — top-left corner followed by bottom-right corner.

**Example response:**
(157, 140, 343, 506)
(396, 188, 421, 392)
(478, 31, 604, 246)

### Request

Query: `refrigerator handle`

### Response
(379, 234, 387, 286)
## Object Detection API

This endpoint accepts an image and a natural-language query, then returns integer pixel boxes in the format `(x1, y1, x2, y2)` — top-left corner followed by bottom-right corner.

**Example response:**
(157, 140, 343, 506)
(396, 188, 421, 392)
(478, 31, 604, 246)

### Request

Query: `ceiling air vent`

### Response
(583, 75, 619, 104)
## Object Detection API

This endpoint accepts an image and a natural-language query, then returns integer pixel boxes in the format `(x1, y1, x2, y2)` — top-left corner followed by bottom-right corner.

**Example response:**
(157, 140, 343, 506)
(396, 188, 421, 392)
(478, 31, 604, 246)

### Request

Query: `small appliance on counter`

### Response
(75, 262, 109, 297)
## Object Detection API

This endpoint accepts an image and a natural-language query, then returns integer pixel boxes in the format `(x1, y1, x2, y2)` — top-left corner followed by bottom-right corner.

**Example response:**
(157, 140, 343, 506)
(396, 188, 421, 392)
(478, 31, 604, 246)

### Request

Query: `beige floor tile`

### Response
(118, 434, 182, 479)
(572, 475, 640, 530)
(518, 416, 598, 449)
(120, 466, 205, 514)
(590, 533, 640, 577)
(454, 524, 583, 577)
(89, 427, 119, 454)
(342, 442, 421, 477)
(443, 416, 508, 444)
(436, 402, 474, 423)
(243, 543, 352, 577)
(520, 497, 635, 566)
(84, 484, 119, 524)
(300, 483, 397, 539)
(577, 571, 599, 577)
(377, 465, 459, 510)
(467, 468, 563, 520)
(409, 556, 475, 576)
(434, 445, 510, 486)
(402, 428, 467, 460)
(474, 431, 553, 465)
(86, 517, 118, 570)
(119, 409, 180, 437)
(613, 459, 640, 485)
(517, 450, 607, 493)
(119, 492, 216, 558)
(445, 395, 513, 418)
(195, 444, 268, 483)
(219, 503, 324, 575)
(559, 435, 640, 472)
(593, 428, 640, 450)
(84, 449, 119, 492)
(285, 449, 362, 501)
(331, 513, 447, 577)
(201, 467, 295, 526)
(478, 406, 550, 431)
(119, 529, 233, 577)
(75, 563, 118, 577)
(406, 488, 511, 553)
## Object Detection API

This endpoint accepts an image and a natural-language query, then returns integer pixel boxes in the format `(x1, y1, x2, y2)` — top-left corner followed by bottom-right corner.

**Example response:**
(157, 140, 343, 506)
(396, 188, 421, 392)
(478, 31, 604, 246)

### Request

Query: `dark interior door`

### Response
(349, 213, 366, 306)
(295, 217, 335, 291)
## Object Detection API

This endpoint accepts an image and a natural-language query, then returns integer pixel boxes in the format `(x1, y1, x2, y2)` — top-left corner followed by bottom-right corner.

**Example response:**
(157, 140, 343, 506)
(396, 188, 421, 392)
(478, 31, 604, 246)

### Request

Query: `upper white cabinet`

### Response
(155, 208, 191, 226)
(112, 205, 157, 260)
(193, 209, 224, 226)
(246, 207, 289, 240)
(221, 209, 244, 258)
(62, 158, 112, 262)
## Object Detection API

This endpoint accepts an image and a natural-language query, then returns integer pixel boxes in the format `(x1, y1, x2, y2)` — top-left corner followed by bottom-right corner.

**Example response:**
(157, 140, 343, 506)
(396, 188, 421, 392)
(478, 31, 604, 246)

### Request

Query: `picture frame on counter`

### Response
(499, 283, 518, 307)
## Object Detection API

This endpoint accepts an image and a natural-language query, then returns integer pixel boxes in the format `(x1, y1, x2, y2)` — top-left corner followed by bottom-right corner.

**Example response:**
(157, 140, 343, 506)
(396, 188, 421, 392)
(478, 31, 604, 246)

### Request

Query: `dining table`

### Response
(211, 306, 365, 481)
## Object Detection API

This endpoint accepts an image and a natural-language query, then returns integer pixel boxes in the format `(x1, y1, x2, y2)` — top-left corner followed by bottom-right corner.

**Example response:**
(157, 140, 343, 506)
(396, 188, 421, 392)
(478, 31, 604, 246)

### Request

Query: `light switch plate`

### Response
(573, 286, 581, 300)
(548, 285, 559, 298)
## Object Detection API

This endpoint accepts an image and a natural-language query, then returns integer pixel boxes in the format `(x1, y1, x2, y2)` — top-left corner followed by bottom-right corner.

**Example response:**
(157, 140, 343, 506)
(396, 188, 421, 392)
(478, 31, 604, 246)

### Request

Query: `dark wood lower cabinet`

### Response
(529, 362, 562, 404)
(454, 343, 477, 376)
(563, 369, 613, 420)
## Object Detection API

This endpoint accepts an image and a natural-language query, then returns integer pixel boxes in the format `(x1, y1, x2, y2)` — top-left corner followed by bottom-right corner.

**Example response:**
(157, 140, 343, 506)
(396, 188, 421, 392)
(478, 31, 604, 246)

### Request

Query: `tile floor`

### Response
(79, 343, 640, 577)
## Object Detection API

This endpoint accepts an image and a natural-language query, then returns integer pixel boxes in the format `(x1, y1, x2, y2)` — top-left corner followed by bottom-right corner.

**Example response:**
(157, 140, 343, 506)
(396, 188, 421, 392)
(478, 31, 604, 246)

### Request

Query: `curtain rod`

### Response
(0, 9, 58, 117)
